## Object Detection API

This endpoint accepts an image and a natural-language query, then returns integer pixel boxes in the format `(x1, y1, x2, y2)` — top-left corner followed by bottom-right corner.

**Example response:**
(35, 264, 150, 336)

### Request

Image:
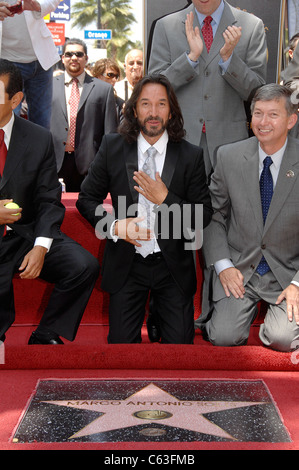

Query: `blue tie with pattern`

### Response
(256, 156, 273, 275)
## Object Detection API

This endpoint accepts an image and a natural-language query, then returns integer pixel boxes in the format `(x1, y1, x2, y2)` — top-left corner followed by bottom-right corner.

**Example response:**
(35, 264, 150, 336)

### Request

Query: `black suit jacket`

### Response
(0, 115, 65, 243)
(77, 133, 212, 296)
(50, 73, 118, 175)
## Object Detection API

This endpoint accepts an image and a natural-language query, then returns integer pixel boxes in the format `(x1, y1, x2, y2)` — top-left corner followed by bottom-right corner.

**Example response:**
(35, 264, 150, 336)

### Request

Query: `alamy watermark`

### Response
(95, 196, 204, 250)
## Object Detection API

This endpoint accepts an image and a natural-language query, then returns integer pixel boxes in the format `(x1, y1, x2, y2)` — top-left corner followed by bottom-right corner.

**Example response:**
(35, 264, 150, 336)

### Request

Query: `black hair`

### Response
(0, 59, 23, 99)
(62, 38, 88, 55)
(119, 74, 186, 143)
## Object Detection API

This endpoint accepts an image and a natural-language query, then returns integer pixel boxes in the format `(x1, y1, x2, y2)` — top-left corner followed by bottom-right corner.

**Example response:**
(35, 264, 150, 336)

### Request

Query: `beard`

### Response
(137, 115, 168, 138)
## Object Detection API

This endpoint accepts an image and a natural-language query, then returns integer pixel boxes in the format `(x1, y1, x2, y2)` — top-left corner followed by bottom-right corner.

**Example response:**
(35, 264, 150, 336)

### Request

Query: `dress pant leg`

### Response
(0, 258, 16, 338)
(151, 261, 195, 344)
(58, 152, 85, 192)
(108, 255, 195, 344)
(0, 234, 32, 337)
(38, 234, 100, 341)
(259, 302, 299, 352)
(108, 258, 150, 343)
(205, 291, 259, 346)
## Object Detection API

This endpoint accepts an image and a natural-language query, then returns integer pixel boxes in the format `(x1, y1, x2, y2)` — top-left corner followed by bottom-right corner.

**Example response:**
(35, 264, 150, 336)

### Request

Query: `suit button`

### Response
(204, 94, 209, 100)
(261, 244, 266, 249)
(250, 264, 255, 270)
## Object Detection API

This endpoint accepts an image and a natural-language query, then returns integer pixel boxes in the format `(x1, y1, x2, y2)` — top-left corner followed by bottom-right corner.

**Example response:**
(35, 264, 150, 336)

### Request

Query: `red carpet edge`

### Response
(0, 343, 297, 371)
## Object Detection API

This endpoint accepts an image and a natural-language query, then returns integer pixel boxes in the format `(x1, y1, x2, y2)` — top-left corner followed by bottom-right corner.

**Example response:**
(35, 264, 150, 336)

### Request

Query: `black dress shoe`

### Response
(146, 315, 161, 343)
(28, 331, 64, 345)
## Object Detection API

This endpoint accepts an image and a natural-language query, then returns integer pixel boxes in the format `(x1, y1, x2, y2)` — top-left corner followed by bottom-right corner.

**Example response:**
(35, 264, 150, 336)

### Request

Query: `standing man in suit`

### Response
(200, 84, 299, 352)
(148, 0, 267, 177)
(50, 38, 118, 192)
(0, 59, 100, 345)
(77, 74, 212, 344)
(0, 0, 61, 129)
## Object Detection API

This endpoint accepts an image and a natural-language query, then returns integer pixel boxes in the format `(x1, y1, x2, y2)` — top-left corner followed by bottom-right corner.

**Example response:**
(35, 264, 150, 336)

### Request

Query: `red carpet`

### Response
(1, 194, 299, 451)
(0, 370, 298, 450)
(0, 324, 298, 371)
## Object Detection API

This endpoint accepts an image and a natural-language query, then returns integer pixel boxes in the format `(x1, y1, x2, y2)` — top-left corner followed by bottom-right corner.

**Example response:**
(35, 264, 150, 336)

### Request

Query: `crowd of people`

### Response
(0, 0, 299, 353)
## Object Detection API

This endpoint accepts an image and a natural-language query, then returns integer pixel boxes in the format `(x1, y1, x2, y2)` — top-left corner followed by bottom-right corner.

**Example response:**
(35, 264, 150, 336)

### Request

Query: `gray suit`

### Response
(201, 136, 299, 351)
(148, 1, 267, 173)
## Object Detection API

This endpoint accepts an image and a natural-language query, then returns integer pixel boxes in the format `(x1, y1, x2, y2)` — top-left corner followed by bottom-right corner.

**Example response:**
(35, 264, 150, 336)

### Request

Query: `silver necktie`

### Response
(136, 147, 157, 257)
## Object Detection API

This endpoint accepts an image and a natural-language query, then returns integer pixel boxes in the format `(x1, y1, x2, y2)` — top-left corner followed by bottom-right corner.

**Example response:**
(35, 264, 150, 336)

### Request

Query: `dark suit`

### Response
(77, 133, 212, 343)
(0, 115, 100, 341)
(50, 72, 118, 189)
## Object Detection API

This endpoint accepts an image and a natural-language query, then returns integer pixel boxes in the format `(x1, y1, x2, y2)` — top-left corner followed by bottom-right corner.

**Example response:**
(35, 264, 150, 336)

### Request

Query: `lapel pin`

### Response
(286, 170, 295, 178)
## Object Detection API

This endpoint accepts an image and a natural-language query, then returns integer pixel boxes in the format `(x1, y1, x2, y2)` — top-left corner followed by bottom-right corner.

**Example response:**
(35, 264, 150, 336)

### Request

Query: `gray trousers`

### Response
(204, 271, 299, 352)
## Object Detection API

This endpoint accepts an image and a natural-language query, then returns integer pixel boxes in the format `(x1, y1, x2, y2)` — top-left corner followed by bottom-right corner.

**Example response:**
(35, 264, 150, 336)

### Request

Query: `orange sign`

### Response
(47, 22, 65, 46)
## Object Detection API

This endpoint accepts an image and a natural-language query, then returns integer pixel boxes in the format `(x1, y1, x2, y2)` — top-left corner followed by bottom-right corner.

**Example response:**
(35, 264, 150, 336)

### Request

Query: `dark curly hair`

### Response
(0, 59, 23, 99)
(118, 74, 186, 143)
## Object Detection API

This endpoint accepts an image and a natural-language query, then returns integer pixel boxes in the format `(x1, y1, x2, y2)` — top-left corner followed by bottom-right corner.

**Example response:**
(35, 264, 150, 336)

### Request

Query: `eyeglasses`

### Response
(64, 51, 85, 58)
(102, 72, 120, 79)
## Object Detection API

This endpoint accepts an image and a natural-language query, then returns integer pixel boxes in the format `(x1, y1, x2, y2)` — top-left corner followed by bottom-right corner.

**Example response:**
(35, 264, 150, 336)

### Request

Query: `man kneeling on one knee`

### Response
(199, 83, 299, 352)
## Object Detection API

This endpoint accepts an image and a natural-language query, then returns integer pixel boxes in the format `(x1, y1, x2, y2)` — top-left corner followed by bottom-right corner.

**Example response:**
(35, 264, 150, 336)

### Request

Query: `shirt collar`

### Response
(64, 71, 85, 86)
(258, 138, 288, 171)
(138, 130, 169, 155)
(195, 0, 224, 27)
(1, 113, 15, 147)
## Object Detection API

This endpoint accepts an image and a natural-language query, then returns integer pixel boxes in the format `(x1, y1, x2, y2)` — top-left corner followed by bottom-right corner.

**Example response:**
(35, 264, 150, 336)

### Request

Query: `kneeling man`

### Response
(200, 84, 299, 352)
(77, 75, 212, 343)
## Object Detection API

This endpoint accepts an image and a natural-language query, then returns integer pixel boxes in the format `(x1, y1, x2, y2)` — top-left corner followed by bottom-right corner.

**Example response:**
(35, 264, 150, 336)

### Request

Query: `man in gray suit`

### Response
(50, 38, 118, 192)
(148, 0, 267, 177)
(199, 84, 299, 352)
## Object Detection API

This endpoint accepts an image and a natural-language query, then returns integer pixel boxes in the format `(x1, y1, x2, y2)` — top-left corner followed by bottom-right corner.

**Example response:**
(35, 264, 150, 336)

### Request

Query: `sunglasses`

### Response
(102, 72, 120, 79)
(64, 51, 85, 58)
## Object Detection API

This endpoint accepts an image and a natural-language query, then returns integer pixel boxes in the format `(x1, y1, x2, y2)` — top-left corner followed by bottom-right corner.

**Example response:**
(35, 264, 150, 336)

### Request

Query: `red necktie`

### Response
(0, 129, 7, 177)
(202, 16, 213, 53)
(68, 78, 80, 148)
(201, 16, 213, 133)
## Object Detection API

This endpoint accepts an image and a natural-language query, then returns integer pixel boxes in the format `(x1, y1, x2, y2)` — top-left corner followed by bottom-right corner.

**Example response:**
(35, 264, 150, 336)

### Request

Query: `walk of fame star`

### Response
(44, 383, 265, 440)
(12, 380, 291, 443)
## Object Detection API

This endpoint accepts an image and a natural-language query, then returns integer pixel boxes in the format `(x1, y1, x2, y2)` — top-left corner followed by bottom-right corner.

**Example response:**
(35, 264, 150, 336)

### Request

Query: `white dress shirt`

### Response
(110, 131, 169, 252)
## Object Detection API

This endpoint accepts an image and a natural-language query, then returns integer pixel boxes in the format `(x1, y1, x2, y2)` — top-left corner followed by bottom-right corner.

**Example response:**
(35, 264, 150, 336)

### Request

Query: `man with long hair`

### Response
(77, 74, 212, 344)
